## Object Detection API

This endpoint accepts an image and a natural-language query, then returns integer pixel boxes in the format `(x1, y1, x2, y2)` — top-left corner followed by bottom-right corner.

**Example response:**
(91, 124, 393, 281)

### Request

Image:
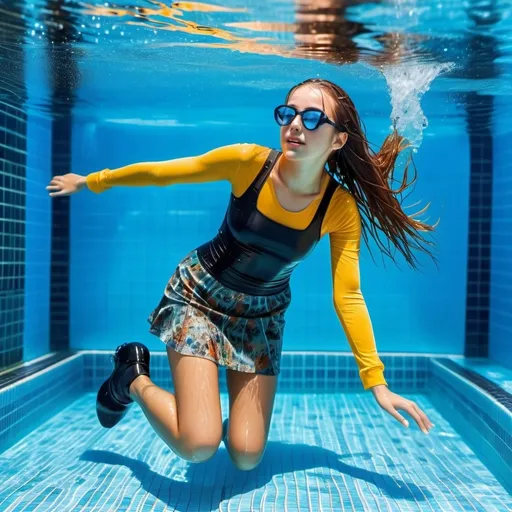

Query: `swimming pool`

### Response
(1, 0, 512, 510)
(1, 352, 511, 510)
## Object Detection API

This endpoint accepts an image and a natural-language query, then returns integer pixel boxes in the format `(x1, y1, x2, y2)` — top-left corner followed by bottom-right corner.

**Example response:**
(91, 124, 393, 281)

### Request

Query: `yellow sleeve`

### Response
(326, 189, 387, 391)
(85, 143, 260, 194)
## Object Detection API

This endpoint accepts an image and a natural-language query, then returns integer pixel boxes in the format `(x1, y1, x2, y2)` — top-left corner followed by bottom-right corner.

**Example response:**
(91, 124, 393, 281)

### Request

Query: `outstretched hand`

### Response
(46, 173, 87, 197)
(371, 385, 434, 434)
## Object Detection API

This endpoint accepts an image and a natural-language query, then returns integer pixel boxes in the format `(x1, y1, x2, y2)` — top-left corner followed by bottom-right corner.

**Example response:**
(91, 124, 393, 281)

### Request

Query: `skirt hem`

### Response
(150, 327, 279, 376)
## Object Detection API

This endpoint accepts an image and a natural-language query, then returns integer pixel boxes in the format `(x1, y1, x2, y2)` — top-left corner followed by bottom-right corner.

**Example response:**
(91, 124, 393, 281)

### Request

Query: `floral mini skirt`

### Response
(147, 249, 291, 376)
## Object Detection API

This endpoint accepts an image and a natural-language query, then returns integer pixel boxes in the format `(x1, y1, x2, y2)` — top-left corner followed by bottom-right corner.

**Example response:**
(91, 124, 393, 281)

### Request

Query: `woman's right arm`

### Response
(47, 143, 255, 197)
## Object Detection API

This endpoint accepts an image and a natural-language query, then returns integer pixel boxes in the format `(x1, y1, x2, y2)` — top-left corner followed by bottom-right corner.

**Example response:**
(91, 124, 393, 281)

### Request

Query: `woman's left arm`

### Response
(328, 191, 434, 434)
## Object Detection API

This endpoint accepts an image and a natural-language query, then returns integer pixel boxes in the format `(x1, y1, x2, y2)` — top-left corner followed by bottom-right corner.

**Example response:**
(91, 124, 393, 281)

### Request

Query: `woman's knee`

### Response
(176, 431, 223, 463)
(226, 435, 267, 471)
(228, 448, 265, 471)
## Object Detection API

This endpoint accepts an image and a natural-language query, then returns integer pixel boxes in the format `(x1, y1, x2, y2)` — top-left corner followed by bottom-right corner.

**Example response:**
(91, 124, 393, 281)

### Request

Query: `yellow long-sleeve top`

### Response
(86, 143, 387, 390)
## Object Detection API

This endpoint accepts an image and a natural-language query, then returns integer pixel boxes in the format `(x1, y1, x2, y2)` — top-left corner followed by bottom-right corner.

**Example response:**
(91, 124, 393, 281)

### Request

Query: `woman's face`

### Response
(279, 85, 346, 163)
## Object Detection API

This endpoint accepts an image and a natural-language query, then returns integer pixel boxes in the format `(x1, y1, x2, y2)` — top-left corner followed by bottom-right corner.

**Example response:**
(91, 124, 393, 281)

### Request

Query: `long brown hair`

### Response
(286, 78, 439, 270)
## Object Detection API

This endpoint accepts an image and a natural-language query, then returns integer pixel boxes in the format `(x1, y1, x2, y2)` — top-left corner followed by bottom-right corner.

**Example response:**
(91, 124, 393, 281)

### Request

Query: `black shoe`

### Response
(96, 342, 150, 428)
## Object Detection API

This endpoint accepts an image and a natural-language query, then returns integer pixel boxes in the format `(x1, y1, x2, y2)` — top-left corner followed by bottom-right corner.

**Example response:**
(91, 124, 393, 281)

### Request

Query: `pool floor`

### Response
(0, 391, 510, 511)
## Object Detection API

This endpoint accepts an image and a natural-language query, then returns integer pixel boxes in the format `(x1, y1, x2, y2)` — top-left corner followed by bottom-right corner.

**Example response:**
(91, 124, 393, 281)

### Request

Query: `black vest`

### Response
(196, 149, 337, 295)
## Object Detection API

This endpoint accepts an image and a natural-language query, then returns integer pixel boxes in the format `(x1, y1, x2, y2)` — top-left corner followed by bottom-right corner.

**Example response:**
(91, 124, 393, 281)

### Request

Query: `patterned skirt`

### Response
(147, 250, 291, 375)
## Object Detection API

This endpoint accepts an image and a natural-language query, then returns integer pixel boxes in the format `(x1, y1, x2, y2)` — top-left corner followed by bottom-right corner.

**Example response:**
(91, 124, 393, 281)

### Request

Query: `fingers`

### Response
(383, 399, 434, 434)
(47, 177, 68, 197)
(412, 402, 434, 431)
(46, 179, 62, 191)
(378, 390, 435, 435)
(383, 404, 410, 428)
(398, 401, 433, 434)
(48, 189, 70, 197)
(403, 403, 430, 434)
(46, 184, 66, 196)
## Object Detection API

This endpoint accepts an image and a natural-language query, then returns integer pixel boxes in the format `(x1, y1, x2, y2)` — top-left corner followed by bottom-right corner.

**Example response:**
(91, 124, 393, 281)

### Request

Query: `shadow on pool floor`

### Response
(81, 439, 433, 509)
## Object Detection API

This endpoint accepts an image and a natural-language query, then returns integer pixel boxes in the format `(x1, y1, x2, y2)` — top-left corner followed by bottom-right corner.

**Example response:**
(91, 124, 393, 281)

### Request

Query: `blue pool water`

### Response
(1, 0, 512, 510)
(1, 391, 509, 512)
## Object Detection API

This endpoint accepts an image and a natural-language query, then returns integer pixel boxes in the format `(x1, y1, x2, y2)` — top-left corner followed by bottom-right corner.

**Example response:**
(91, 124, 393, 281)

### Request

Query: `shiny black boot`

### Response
(96, 342, 150, 428)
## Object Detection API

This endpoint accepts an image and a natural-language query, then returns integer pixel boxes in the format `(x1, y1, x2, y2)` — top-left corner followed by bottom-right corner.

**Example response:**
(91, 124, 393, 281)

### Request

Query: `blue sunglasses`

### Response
(274, 105, 344, 132)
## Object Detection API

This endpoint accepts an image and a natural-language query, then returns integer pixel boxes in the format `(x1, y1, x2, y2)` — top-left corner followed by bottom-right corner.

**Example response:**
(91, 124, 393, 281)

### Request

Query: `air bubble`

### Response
(382, 62, 454, 148)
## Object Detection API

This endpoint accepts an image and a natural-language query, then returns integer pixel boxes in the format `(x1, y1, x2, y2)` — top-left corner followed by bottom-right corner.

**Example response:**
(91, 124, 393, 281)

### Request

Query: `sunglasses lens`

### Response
(275, 106, 296, 126)
(302, 110, 322, 130)
(275, 106, 326, 130)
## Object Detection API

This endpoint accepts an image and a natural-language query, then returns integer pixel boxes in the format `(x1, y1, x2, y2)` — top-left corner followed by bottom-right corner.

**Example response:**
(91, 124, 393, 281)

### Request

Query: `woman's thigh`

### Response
(224, 369, 278, 470)
(167, 347, 223, 459)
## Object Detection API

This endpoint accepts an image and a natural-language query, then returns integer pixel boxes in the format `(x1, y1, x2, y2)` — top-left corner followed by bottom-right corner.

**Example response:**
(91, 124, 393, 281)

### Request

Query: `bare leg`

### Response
(129, 346, 223, 463)
(224, 369, 278, 471)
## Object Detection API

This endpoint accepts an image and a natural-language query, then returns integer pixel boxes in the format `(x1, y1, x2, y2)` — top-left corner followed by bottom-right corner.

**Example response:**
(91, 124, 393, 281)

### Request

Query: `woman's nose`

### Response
(290, 115, 303, 131)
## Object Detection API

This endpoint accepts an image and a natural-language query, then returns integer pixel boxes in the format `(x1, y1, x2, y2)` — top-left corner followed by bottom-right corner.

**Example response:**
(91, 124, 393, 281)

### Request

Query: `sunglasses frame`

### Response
(274, 104, 344, 132)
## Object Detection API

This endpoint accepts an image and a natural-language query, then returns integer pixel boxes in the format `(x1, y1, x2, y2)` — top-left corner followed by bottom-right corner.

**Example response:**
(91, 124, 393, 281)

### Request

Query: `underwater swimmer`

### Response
(47, 78, 435, 470)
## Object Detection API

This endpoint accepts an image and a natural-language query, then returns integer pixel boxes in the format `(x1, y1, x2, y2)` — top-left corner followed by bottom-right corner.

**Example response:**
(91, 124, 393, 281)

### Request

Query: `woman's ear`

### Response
(332, 132, 348, 151)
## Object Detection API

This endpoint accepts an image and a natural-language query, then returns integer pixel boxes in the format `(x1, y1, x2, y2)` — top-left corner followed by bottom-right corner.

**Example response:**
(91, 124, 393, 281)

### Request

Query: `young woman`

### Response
(47, 78, 435, 471)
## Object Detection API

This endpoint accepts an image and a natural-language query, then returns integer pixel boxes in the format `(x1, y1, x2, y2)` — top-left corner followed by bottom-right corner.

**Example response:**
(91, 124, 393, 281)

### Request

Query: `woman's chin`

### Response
(282, 147, 306, 160)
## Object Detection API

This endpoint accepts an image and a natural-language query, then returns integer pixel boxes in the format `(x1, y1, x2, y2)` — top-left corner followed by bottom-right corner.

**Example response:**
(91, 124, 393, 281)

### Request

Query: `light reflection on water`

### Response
(1, 0, 510, 131)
